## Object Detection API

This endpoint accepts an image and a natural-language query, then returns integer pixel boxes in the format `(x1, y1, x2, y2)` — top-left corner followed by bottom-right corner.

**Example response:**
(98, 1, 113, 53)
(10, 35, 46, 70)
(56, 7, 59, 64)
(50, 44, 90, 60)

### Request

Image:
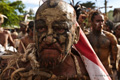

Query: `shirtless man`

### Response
(30, 0, 90, 79)
(86, 11, 118, 79)
(113, 23, 120, 79)
(18, 21, 34, 53)
(0, 14, 14, 48)
(18, 21, 28, 39)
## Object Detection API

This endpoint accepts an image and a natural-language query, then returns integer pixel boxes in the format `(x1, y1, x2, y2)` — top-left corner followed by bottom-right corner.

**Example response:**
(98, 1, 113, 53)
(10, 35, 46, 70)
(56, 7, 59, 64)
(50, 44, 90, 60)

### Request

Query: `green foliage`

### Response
(107, 10, 113, 21)
(28, 8, 34, 20)
(81, 1, 96, 9)
(0, 0, 25, 27)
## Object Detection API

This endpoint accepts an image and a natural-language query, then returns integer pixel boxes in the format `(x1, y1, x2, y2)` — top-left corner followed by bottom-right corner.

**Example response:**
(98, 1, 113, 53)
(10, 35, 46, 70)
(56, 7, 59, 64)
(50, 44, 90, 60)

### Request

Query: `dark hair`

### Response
(70, 1, 82, 20)
(105, 20, 113, 30)
(91, 11, 101, 22)
(27, 21, 34, 33)
(29, 21, 34, 29)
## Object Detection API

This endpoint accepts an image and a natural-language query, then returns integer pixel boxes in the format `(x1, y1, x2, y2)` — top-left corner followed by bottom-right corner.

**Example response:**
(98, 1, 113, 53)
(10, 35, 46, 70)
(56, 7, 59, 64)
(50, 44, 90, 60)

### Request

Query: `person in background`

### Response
(18, 21, 34, 53)
(18, 21, 28, 39)
(114, 23, 120, 44)
(86, 11, 118, 80)
(78, 14, 87, 31)
(104, 20, 114, 33)
(0, 14, 15, 74)
(0, 14, 14, 48)
(113, 23, 120, 80)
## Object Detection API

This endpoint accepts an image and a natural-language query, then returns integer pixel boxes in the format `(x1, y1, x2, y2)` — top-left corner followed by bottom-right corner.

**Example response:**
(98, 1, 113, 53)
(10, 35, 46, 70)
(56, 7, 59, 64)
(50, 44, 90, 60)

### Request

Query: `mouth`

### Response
(40, 48, 61, 58)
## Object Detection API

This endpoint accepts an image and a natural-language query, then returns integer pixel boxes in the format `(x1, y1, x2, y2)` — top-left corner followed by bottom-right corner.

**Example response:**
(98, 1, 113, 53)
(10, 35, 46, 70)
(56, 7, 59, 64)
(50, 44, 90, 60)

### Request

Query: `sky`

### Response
(9, 0, 120, 14)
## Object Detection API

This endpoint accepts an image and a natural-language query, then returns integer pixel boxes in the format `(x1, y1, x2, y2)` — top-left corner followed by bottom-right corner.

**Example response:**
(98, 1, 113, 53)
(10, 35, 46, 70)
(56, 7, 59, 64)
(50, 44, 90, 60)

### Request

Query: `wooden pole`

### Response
(105, 0, 107, 15)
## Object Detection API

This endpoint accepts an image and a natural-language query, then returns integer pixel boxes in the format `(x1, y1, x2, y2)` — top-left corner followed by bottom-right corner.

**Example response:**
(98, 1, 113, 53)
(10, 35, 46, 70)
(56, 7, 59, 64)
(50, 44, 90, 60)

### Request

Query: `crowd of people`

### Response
(0, 0, 120, 80)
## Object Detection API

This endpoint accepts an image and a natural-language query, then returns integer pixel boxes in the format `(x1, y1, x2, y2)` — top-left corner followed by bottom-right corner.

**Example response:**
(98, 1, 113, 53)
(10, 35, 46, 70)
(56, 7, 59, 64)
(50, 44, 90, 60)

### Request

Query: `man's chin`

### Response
(38, 49, 64, 69)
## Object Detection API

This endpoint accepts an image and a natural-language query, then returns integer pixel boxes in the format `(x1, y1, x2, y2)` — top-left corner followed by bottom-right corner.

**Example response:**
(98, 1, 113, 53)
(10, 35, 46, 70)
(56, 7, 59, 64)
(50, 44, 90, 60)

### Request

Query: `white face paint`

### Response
(95, 22, 99, 27)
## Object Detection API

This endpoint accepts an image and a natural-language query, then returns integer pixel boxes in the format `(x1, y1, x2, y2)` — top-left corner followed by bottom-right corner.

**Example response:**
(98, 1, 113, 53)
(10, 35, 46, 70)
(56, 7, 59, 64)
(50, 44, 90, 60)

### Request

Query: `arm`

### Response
(110, 34, 118, 69)
(8, 34, 15, 47)
(5, 30, 15, 47)
(105, 31, 118, 69)
(18, 39, 26, 53)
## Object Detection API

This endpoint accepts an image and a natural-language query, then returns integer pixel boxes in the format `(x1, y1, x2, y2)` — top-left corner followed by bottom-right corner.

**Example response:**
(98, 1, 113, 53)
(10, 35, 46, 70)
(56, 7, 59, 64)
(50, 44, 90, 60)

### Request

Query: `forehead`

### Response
(35, 1, 75, 23)
(94, 14, 104, 20)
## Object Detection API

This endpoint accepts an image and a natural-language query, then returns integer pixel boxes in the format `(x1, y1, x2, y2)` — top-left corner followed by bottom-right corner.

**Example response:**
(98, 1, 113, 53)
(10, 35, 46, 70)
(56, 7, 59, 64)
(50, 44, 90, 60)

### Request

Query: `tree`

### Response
(0, 0, 25, 27)
(28, 8, 34, 20)
(81, 1, 96, 9)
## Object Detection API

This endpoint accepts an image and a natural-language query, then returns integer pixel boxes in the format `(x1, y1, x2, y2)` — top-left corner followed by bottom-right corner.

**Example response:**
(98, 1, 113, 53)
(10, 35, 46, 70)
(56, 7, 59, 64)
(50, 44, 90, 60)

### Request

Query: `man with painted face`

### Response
(34, 0, 89, 79)
(86, 11, 118, 80)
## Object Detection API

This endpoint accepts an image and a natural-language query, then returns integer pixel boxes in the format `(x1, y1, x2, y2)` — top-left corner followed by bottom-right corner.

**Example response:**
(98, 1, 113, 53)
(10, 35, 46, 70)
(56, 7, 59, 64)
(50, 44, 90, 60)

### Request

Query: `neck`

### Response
(92, 30, 102, 36)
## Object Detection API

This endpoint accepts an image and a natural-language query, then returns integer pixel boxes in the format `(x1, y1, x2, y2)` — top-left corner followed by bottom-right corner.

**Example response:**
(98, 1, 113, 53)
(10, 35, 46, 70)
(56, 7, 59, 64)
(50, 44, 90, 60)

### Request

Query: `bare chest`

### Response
(0, 33, 8, 41)
(23, 37, 34, 48)
(88, 34, 110, 49)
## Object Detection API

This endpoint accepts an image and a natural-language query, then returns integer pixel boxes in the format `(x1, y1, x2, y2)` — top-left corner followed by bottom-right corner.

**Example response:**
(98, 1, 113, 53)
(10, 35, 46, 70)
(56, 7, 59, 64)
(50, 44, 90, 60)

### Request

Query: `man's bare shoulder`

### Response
(103, 30, 118, 44)
(3, 30, 11, 34)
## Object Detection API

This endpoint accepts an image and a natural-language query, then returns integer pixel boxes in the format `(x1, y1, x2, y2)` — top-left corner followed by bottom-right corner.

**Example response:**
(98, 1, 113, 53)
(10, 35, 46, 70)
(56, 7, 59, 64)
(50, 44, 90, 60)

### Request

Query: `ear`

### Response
(74, 23, 80, 44)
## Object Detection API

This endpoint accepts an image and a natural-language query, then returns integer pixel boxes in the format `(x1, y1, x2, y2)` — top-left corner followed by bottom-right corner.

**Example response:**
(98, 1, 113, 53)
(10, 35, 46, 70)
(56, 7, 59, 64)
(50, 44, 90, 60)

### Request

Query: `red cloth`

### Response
(74, 28, 111, 80)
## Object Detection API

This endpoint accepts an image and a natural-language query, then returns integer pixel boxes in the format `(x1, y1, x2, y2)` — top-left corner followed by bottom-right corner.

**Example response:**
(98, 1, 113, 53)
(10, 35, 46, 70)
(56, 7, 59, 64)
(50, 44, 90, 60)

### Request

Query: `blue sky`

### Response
(10, 0, 120, 14)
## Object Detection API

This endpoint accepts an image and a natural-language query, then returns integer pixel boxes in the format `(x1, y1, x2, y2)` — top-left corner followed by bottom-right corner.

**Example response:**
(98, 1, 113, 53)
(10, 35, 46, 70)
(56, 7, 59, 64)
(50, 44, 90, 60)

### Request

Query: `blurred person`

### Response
(86, 11, 118, 80)
(11, 30, 18, 40)
(11, 30, 20, 48)
(78, 14, 87, 30)
(104, 20, 114, 33)
(0, 14, 15, 74)
(114, 23, 120, 44)
(0, 14, 14, 48)
(70, 2, 87, 31)
(18, 21, 28, 39)
(113, 23, 120, 80)
(18, 21, 34, 53)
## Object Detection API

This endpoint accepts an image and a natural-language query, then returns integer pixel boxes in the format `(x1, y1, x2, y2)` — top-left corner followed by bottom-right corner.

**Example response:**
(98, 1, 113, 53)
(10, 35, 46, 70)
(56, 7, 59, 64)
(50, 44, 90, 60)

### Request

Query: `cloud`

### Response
(13, 0, 40, 5)
(25, 7, 39, 14)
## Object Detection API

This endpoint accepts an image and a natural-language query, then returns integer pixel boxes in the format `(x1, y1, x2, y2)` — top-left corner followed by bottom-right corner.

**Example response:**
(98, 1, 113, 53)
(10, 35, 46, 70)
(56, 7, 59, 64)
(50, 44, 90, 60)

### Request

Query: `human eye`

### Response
(37, 26, 47, 32)
(35, 20, 47, 32)
(53, 22, 68, 34)
(54, 27, 66, 34)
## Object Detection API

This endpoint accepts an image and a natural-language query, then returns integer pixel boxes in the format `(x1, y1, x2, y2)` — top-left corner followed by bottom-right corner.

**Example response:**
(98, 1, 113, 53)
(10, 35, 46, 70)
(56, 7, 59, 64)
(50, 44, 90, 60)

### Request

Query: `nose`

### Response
(99, 22, 102, 25)
(43, 28, 56, 44)
(43, 35, 56, 44)
(45, 35, 52, 42)
(100, 21, 104, 25)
